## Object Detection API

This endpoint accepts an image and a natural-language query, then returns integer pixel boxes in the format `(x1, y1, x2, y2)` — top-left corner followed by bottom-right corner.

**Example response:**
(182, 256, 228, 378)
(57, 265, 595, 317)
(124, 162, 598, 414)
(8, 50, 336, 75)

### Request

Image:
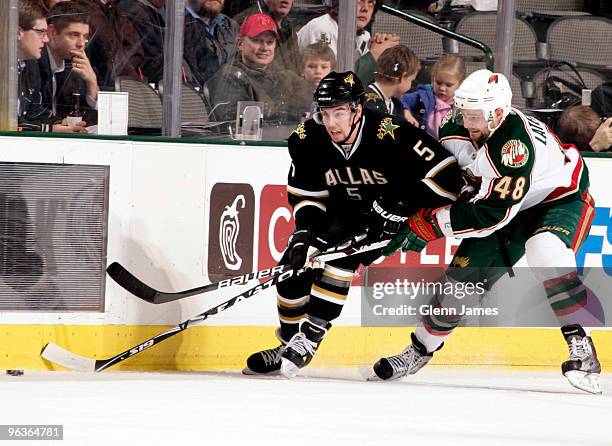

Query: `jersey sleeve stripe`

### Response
(424, 156, 458, 179)
(293, 200, 327, 216)
(421, 178, 458, 201)
(452, 207, 512, 236)
(287, 185, 330, 198)
(484, 144, 502, 177)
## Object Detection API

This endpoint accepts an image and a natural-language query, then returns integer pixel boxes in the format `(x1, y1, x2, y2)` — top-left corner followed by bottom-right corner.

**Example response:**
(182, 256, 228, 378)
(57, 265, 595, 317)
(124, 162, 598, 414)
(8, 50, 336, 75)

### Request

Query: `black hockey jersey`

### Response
(287, 107, 463, 232)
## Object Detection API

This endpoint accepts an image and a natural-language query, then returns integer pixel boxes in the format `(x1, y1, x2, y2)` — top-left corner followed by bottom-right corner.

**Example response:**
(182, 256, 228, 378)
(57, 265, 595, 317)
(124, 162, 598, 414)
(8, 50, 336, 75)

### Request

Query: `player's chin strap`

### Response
(337, 106, 364, 147)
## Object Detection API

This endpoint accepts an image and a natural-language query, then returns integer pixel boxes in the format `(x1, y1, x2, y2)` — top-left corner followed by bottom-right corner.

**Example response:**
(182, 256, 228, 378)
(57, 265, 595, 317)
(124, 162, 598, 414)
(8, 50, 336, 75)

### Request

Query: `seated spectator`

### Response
(184, 0, 240, 91)
(364, 45, 420, 118)
(301, 41, 336, 95)
(37, 0, 69, 13)
(401, 53, 465, 137)
(298, 0, 375, 57)
(234, 0, 301, 73)
(116, 0, 165, 85)
(205, 13, 311, 123)
(18, 0, 53, 131)
(557, 105, 612, 152)
(41, 1, 98, 126)
(76, 0, 145, 89)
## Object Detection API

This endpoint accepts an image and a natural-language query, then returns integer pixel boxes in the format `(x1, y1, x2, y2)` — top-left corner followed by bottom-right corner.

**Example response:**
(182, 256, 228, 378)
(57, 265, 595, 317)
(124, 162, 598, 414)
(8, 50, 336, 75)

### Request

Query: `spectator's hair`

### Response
(556, 105, 601, 150)
(374, 45, 421, 84)
(328, 0, 382, 28)
(19, 0, 47, 30)
(47, 1, 90, 33)
(301, 41, 336, 71)
(431, 54, 466, 84)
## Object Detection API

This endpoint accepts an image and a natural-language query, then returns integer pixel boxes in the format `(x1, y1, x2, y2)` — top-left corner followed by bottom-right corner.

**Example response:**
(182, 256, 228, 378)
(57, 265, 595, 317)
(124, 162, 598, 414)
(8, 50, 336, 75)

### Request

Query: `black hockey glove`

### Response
(367, 198, 409, 242)
(285, 229, 330, 270)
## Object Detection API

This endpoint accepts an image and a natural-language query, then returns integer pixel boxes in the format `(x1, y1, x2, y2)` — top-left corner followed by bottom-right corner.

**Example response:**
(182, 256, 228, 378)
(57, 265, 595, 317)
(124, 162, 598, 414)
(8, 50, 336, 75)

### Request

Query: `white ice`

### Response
(1, 368, 611, 446)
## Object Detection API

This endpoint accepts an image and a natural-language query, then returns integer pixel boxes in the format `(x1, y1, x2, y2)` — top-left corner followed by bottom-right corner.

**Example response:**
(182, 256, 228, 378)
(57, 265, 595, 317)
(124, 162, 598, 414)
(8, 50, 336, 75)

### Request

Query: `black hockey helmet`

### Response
(314, 71, 365, 110)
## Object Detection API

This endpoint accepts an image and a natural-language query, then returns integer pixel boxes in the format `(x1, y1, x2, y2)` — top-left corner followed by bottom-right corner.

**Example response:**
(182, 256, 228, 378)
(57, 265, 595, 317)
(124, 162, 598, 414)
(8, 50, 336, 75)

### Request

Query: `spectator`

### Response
(76, 0, 145, 89)
(116, 0, 165, 85)
(297, 0, 397, 62)
(400, 53, 466, 137)
(184, 0, 239, 91)
(364, 45, 420, 118)
(205, 13, 311, 123)
(557, 105, 612, 152)
(17, 0, 53, 131)
(234, 0, 301, 73)
(37, 0, 70, 13)
(297, 0, 400, 86)
(301, 41, 336, 94)
(41, 1, 98, 125)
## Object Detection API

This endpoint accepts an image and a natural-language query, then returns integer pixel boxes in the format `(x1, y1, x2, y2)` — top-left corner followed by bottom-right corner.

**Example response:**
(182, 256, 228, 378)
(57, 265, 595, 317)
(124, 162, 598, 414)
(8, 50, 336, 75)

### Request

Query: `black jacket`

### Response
(18, 60, 52, 132)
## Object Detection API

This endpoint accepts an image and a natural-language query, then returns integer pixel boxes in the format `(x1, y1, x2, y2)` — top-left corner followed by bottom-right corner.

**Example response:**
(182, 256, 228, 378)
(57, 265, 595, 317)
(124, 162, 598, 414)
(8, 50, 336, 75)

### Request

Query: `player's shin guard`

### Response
(371, 332, 443, 381)
(561, 324, 602, 394)
(280, 315, 331, 379)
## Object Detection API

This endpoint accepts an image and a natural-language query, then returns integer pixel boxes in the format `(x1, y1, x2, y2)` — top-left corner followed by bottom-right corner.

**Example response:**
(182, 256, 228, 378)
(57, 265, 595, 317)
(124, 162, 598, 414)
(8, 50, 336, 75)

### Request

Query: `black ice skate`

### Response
(243, 329, 288, 375)
(561, 324, 602, 394)
(280, 316, 330, 379)
(370, 332, 442, 381)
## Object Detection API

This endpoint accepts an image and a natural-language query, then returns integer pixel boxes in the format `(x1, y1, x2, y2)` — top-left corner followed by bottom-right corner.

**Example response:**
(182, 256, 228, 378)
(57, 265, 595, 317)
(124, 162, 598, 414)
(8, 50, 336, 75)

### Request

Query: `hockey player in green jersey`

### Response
(373, 69, 602, 394)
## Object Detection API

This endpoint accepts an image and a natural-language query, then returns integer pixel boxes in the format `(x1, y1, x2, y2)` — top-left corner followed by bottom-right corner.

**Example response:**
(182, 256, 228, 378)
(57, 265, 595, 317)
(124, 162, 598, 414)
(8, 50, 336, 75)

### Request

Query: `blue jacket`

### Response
(400, 84, 436, 132)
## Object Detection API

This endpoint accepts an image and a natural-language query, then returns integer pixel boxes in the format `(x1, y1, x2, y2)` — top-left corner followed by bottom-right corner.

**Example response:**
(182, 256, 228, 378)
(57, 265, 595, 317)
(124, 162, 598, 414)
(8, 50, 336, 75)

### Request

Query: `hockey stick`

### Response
(107, 232, 372, 304)
(41, 236, 388, 372)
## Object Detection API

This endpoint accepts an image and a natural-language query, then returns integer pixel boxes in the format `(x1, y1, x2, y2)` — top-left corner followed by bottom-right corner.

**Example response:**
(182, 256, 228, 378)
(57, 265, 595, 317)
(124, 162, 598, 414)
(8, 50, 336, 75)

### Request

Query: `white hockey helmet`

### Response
(454, 69, 512, 124)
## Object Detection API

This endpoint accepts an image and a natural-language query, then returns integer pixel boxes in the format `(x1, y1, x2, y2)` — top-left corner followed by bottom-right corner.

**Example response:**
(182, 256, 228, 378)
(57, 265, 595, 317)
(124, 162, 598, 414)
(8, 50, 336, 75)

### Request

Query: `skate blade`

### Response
(366, 372, 383, 382)
(241, 367, 280, 376)
(280, 358, 300, 379)
(564, 370, 603, 395)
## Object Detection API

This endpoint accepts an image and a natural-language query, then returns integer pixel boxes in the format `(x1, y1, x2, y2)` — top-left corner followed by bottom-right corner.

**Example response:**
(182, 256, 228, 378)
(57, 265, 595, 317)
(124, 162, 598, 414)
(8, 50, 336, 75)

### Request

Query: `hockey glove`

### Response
(382, 208, 444, 256)
(285, 229, 329, 270)
(367, 198, 409, 242)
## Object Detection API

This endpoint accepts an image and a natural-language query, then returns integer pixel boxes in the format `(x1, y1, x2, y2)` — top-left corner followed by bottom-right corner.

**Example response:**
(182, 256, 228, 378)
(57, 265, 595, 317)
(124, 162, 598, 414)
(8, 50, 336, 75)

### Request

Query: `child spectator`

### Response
(301, 41, 336, 94)
(364, 45, 420, 118)
(400, 54, 466, 137)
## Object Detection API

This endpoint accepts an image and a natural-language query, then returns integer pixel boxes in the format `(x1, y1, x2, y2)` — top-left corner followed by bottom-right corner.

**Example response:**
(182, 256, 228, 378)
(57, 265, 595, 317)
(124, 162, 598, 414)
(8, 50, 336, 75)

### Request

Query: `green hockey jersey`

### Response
(436, 108, 588, 238)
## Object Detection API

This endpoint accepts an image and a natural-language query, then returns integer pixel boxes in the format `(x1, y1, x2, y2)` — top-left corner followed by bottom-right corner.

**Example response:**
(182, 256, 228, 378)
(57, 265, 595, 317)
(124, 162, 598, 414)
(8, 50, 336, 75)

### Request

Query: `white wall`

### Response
(0, 136, 610, 327)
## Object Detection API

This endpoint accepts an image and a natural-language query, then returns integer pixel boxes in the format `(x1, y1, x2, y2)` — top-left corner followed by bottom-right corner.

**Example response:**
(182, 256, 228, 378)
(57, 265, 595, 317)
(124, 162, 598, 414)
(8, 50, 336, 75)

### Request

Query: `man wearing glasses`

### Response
(244, 71, 463, 378)
(17, 0, 52, 131)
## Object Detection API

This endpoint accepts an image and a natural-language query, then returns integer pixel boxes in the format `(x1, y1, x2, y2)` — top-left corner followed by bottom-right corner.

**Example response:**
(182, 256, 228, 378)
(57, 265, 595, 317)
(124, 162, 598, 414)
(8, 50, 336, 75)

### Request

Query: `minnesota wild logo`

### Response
(292, 122, 306, 140)
(377, 117, 400, 140)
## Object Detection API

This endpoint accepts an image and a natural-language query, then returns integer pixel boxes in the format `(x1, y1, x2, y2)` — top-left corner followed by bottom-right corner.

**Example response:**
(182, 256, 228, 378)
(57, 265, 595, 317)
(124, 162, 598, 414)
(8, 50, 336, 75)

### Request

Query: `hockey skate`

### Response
(280, 316, 330, 379)
(370, 332, 441, 381)
(561, 325, 602, 394)
(242, 329, 288, 375)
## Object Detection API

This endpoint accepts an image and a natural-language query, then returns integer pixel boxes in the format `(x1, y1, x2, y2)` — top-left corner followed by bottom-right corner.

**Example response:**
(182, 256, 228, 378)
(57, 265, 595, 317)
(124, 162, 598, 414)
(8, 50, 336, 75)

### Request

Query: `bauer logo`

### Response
(208, 183, 254, 282)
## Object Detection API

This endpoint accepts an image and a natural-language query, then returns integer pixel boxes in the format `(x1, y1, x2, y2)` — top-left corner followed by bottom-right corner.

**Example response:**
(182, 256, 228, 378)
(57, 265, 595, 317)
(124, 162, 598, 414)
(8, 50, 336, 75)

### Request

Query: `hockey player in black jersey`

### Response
(243, 71, 463, 378)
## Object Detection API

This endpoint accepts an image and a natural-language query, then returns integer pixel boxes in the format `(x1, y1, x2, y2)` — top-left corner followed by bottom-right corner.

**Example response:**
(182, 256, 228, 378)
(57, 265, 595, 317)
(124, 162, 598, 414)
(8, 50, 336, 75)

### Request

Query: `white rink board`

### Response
(0, 136, 610, 327)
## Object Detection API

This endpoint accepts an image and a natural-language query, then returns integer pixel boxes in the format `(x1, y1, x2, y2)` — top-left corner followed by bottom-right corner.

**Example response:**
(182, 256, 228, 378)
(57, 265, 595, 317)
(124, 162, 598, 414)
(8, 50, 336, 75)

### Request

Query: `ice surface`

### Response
(1, 368, 610, 446)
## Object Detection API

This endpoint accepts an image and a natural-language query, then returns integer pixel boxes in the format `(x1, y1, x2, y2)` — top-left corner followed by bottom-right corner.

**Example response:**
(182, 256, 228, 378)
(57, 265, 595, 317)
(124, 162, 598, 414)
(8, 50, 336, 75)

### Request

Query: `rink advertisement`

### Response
(0, 135, 610, 371)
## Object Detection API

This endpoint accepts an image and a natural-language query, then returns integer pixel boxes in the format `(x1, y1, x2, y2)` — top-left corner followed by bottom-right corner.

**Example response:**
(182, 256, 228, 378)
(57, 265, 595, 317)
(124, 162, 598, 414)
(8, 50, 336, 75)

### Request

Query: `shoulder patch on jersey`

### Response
(500, 139, 529, 168)
(365, 92, 382, 103)
(377, 117, 400, 140)
(292, 122, 306, 140)
(440, 109, 453, 128)
(344, 73, 355, 87)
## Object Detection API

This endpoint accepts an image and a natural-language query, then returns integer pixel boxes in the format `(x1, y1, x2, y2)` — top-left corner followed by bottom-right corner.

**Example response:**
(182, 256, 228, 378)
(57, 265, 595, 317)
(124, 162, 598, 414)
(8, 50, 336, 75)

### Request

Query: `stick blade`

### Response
(106, 262, 158, 303)
(41, 342, 96, 372)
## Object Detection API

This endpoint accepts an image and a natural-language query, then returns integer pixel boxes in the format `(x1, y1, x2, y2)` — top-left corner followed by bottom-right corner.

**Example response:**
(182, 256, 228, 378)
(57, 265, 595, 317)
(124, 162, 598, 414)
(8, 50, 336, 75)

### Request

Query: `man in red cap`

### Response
(205, 13, 311, 124)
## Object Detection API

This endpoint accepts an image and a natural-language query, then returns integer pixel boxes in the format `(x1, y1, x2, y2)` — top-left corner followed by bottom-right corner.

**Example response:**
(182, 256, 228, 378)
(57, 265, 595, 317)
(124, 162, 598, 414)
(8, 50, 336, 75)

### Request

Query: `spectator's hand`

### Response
(52, 119, 88, 134)
(71, 50, 97, 86)
(589, 117, 612, 152)
(403, 109, 419, 127)
(369, 32, 400, 61)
